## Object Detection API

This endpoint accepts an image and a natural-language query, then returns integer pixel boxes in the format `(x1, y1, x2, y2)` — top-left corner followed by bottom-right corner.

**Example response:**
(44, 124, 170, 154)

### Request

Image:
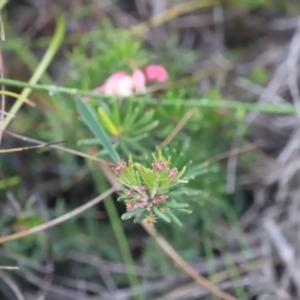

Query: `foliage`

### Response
(0, 6, 263, 299)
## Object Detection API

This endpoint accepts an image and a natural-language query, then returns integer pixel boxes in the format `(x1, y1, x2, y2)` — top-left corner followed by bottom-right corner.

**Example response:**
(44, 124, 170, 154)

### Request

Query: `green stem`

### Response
(104, 196, 143, 300)
(0, 0, 8, 11)
(93, 172, 143, 300)
(0, 78, 296, 114)
(3, 15, 66, 129)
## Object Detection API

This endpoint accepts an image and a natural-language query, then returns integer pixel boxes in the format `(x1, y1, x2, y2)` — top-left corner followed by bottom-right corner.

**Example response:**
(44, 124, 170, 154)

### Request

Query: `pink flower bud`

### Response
(136, 195, 143, 201)
(146, 203, 153, 211)
(140, 186, 147, 193)
(132, 69, 146, 94)
(152, 160, 166, 171)
(124, 189, 134, 197)
(113, 160, 127, 176)
(126, 201, 135, 211)
(154, 195, 167, 204)
(169, 168, 178, 178)
(144, 65, 169, 82)
(138, 202, 147, 208)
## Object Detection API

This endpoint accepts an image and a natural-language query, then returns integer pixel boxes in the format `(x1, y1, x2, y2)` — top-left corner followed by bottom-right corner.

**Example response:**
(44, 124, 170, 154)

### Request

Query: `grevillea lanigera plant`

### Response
(112, 151, 191, 226)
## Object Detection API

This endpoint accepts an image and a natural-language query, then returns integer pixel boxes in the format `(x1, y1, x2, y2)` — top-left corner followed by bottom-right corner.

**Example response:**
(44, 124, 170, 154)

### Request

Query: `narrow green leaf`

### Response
(111, 98, 121, 128)
(162, 201, 189, 209)
(130, 109, 154, 129)
(121, 208, 145, 220)
(98, 107, 119, 136)
(135, 171, 142, 186)
(124, 107, 141, 129)
(176, 208, 192, 214)
(117, 196, 132, 202)
(76, 97, 119, 163)
(167, 212, 183, 227)
(153, 206, 171, 223)
(132, 121, 159, 135)
(134, 164, 156, 189)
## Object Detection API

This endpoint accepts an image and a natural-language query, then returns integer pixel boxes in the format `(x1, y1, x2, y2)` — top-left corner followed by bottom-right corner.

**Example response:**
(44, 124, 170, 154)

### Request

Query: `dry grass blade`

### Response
(0, 140, 65, 153)
(0, 270, 24, 300)
(203, 140, 264, 165)
(0, 267, 19, 270)
(0, 91, 35, 106)
(4, 130, 114, 165)
(161, 108, 198, 147)
(264, 219, 300, 297)
(129, 0, 217, 36)
(0, 186, 117, 245)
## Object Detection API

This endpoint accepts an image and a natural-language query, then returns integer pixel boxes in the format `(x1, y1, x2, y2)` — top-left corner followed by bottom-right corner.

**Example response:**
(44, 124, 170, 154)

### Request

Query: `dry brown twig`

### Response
(99, 163, 237, 300)
(141, 222, 238, 300)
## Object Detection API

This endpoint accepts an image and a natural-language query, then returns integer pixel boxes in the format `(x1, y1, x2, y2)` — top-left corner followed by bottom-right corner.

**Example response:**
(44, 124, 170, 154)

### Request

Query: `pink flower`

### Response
(84, 64, 168, 101)
(144, 65, 169, 82)
(101, 71, 134, 97)
(85, 70, 146, 100)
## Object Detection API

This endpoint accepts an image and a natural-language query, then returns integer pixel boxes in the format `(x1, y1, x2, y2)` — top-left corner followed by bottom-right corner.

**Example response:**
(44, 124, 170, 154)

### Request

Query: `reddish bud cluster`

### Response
(126, 201, 136, 210)
(152, 160, 166, 171)
(113, 160, 127, 176)
(117, 154, 185, 225)
(140, 186, 147, 193)
(153, 195, 167, 204)
(169, 168, 178, 178)
(123, 185, 167, 216)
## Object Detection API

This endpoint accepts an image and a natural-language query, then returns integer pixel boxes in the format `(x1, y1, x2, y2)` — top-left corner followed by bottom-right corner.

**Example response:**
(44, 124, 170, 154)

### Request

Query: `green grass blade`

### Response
(75, 97, 120, 163)
(0, 0, 8, 11)
(0, 78, 297, 114)
(3, 15, 66, 129)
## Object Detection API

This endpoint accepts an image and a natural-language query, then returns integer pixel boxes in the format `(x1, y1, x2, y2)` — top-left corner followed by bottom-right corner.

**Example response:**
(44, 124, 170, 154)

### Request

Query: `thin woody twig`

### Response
(141, 222, 237, 300)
